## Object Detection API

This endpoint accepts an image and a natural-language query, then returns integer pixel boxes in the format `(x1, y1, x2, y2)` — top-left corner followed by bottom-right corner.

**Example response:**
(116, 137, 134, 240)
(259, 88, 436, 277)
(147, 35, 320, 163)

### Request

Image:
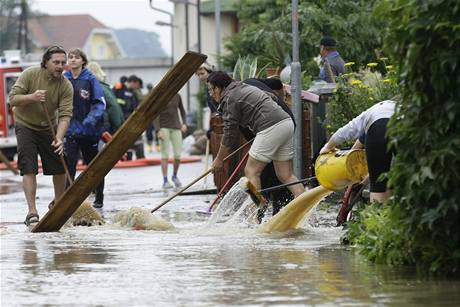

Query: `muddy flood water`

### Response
(1, 157, 460, 306)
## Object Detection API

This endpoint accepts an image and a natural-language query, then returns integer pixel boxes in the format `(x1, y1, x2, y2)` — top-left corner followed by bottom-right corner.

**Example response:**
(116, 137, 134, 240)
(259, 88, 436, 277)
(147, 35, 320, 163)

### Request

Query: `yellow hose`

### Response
(257, 186, 332, 234)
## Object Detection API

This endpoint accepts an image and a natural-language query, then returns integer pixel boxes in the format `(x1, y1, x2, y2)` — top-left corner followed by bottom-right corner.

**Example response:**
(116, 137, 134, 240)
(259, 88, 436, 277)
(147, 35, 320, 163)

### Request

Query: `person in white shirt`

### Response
(320, 100, 396, 202)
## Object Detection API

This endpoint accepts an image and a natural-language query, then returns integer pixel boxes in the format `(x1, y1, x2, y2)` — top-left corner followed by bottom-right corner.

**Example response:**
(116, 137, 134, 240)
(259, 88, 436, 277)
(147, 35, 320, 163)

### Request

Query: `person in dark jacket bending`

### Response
(64, 48, 106, 208)
(208, 71, 304, 199)
(242, 78, 295, 214)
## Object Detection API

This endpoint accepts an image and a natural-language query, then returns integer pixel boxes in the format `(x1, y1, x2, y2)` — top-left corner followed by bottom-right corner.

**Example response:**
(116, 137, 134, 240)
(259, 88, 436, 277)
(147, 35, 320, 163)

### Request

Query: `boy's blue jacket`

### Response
(64, 68, 106, 140)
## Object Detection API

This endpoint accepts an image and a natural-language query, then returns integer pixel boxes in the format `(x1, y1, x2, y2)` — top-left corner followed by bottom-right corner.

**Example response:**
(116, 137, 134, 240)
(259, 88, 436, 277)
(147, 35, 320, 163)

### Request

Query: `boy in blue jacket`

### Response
(64, 48, 106, 208)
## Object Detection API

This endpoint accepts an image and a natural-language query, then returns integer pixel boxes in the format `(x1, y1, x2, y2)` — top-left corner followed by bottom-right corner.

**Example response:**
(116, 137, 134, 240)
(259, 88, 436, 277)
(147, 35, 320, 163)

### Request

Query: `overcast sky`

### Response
(31, 0, 174, 55)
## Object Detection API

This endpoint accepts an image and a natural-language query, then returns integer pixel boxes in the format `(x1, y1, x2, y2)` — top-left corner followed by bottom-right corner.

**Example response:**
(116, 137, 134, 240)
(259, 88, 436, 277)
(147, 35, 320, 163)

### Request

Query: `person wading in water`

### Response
(208, 71, 305, 207)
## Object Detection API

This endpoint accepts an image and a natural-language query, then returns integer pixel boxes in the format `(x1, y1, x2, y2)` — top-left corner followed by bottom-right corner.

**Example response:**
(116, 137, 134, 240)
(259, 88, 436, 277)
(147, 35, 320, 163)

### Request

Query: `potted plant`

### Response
(262, 31, 291, 77)
(233, 55, 261, 80)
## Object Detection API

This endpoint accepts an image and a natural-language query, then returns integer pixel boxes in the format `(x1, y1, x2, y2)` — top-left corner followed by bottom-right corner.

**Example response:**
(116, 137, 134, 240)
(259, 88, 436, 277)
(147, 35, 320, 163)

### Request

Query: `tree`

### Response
(0, 0, 35, 54)
(386, 0, 460, 273)
(349, 0, 460, 274)
(223, 0, 290, 71)
(223, 0, 388, 76)
(0, 0, 21, 53)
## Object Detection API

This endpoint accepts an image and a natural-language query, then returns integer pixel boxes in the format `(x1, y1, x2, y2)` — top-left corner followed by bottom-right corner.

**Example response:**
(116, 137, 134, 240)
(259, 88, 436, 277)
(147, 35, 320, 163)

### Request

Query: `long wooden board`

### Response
(32, 51, 207, 232)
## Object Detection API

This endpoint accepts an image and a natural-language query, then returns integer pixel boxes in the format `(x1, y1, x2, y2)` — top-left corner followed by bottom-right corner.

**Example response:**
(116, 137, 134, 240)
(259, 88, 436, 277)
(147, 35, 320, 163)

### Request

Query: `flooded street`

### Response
(1, 154, 460, 306)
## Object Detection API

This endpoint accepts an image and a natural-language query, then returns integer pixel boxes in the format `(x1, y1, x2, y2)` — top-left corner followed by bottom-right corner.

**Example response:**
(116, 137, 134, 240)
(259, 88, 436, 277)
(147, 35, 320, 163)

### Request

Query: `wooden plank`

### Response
(32, 51, 207, 232)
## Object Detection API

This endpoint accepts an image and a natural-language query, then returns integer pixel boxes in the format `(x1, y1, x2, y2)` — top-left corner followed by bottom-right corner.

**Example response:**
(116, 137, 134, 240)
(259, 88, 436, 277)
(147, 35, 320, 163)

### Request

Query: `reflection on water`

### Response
(0, 178, 47, 195)
(21, 239, 111, 275)
(0, 178, 23, 194)
(2, 212, 460, 306)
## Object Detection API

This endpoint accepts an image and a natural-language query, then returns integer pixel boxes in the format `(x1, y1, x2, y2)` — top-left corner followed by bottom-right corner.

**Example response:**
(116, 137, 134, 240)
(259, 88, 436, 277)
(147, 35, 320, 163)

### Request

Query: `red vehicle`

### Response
(0, 50, 36, 160)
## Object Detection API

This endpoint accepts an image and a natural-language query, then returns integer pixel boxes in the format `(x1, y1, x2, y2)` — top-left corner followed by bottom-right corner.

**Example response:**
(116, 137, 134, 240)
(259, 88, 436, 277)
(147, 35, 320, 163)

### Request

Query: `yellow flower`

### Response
(351, 79, 363, 86)
(367, 62, 378, 68)
(345, 62, 355, 67)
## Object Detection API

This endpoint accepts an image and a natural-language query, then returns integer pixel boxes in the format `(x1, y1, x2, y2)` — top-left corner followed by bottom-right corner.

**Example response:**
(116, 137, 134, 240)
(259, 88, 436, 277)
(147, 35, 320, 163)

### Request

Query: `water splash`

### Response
(204, 179, 332, 235)
(206, 177, 249, 225)
(205, 177, 269, 231)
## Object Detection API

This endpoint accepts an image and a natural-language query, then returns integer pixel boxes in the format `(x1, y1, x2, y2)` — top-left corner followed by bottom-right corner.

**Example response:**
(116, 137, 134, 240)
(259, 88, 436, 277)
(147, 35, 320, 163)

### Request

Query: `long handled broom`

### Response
(151, 138, 253, 214)
(41, 102, 102, 226)
(205, 151, 249, 213)
(40, 103, 73, 184)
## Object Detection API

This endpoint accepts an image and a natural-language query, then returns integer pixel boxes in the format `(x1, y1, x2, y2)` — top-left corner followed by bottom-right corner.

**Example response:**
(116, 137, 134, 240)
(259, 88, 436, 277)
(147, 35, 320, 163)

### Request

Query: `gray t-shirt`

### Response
(218, 82, 290, 149)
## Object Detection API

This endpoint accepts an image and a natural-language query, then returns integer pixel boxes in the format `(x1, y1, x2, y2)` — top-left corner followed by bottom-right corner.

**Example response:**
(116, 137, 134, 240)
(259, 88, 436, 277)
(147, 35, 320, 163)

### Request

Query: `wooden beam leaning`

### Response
(32, 51, 207, 232)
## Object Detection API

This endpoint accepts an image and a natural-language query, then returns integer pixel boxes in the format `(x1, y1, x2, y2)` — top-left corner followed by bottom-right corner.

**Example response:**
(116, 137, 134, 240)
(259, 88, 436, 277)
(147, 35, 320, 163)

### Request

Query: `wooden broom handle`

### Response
(151, 138, 254, 213)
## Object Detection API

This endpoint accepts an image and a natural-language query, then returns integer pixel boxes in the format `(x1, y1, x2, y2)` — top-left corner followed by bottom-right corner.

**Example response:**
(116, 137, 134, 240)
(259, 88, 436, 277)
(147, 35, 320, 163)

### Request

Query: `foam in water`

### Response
(65, 201, 105, 227)
(112, 207, 175, 231)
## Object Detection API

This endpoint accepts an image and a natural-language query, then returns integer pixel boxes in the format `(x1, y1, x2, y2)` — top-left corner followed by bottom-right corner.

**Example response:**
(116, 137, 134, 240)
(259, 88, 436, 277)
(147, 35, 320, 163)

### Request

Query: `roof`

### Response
(28, 14, 108, 49)
(200, 0, 238, 15)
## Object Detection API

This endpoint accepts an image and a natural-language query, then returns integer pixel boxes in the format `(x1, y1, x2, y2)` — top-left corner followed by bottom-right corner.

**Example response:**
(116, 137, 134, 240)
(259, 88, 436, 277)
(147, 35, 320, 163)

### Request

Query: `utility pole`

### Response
(291, 0, 303, 179)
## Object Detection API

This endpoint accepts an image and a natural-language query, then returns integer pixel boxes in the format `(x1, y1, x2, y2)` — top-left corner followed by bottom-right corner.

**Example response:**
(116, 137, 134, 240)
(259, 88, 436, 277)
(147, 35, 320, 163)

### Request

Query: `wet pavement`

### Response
(1, 151, 460, 306)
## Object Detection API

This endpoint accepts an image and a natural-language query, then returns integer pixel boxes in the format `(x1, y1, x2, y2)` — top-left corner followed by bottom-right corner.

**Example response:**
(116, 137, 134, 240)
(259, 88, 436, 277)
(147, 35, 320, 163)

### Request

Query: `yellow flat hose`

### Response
(257, 186, 332, 234)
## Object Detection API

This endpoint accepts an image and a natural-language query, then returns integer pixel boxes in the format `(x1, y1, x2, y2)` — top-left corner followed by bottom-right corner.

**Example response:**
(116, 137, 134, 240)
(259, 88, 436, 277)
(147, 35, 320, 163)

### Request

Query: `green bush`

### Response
(324, 66, 399, 136)
(348, 0, 460, 274)
(347, 203, 407, 265)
